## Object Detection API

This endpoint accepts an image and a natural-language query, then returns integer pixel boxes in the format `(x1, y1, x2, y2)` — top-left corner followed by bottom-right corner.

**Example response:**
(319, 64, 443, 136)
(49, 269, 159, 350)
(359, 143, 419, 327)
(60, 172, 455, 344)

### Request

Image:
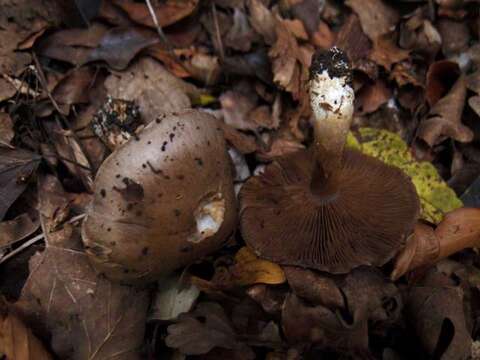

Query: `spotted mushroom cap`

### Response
(239, 148, 420, 273)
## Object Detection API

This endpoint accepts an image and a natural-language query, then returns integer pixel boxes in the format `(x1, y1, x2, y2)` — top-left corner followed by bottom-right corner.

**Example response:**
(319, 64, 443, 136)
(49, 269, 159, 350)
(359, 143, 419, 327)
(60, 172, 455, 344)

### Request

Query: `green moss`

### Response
(348, 128, 462, 224)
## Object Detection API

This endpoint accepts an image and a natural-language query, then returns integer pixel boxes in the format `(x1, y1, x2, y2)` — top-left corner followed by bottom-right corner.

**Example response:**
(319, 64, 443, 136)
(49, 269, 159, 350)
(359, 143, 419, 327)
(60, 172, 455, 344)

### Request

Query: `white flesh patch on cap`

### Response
(188, 193, 226, 243)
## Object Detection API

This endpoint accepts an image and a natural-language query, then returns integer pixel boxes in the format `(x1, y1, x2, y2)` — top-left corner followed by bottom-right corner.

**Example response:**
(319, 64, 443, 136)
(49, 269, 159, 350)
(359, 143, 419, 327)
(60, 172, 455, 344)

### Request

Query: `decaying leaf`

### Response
(18, 227, 149, 359)
(248, 0, 276, 45)
(105, 57, 197, 123)
(0, 298, 53, 360)
(149, 273, 200, 321)
(426, 60, 461, 107)
(230, 247, 286, 286)
(166, 302, 241, 355)
(0, 148, 41, 221)
(112, 0, 199, 28)
(282, 267, 401, 354)
(405, 270, 472, 359)
(346, 0, 399, 42)
(348, 128, 463, 223)
(355, 79, 392, 114)
(0, 112, 15, 148)
(392, 208, 480, 280)
(418, 75, 473, 147)
(369, 34, 410, 71)
(0, 213, 39, 249)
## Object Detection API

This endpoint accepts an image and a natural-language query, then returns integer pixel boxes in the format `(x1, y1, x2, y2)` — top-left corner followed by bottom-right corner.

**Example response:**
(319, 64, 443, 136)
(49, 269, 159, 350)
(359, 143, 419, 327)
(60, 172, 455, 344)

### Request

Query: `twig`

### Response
(0, 213, 87, 265)
(211, 2, 225, 61)
(0, 233, 45, 265)
(31, 53, 94, 179)
(145, 0, 171, 48)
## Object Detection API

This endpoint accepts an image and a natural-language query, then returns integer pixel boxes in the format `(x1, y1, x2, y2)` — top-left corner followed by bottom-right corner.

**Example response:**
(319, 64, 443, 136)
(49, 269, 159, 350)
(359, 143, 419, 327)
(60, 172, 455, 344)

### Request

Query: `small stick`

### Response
(0, 214, 87, 265)
(145, 0, 170, 48)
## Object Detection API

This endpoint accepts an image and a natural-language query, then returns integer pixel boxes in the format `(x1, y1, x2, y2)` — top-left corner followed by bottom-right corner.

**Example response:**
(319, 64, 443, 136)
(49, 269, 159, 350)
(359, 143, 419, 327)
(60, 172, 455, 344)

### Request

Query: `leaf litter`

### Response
(0, 0, 479, 359)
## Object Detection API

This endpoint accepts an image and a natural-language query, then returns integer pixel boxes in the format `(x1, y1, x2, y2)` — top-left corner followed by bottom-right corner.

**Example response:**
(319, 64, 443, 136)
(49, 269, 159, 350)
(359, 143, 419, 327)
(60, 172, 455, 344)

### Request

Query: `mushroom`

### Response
(239, 48, 420, 273)
(82, 110, 237, 284)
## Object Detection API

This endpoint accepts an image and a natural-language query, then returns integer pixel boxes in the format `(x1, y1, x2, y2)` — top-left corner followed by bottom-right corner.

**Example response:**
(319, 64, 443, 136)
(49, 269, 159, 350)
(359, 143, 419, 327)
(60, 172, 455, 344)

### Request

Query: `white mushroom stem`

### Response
(309, 70, 354, 176)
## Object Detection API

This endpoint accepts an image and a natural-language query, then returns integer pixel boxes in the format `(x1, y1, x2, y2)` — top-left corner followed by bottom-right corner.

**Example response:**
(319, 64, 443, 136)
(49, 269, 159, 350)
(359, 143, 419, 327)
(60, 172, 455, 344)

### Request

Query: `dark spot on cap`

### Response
(142, 247, 149, 255)
(127, 203, 134, 211)
(169, 133, 175, 141)
(181, 244, 193, 253)
(142, 164, 147, 168)
(110, 241, 116, 245)
(107, 227, 112, 232)
(174, 209, 181, 217)
(194, 157, 204, 166)
(113, 177, 144, 202)
(116, 174, 121, 178)
(135, 210, 142, 216)
(177, 175, 185, 180)
(147, 140, 152, 145)
(310, 47, 352, 84)
(100, 189, 106, 198)
(155, 118, 161, 124)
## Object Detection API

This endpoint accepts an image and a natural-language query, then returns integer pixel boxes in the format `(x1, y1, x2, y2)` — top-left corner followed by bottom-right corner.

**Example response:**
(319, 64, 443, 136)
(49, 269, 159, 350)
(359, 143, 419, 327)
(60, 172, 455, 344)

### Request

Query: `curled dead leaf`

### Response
(0, 298, 53, 360)
(231, 247, 286, 286)
(418, 75, 473, 147)
(392, 208, 480, 280)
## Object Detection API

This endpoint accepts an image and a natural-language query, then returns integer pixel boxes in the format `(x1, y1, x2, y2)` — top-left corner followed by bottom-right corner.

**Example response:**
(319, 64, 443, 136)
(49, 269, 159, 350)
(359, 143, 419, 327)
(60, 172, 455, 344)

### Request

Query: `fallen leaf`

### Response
(219, 122, 258, 154)
(0, 0, 61, 75)
(346, 0, 399, 42)
(426, 60, 460, 106)
(112, 0, 199, 28)
(181, 51, 222, 86)
(437, 18, 470, 56)
(0, 112, 15, 148)
(166, 302, 240, 355)
(225, 8, 256, 52)
(466, 70, 480, 117)
(0, 148, 41, 221)
(52, 67, 96, 114)
(282, 19, 309, 41)
(348, 128, 463, 223)
(418, 75, 473, 147)
(0, 77, 17, 102)
(311, 20, 335, 49)
(392, 208, 480, 280)
(246, 284, 287, 316)
(355, 79, 392, 114)
(0, 298, 53, 360)
(0, 213, 39, 248)
(289, 0, 325, 35)
(220, 90, 258, 131)
(269, 17, 306, 99)
(369, 34, 410, 71)
(105, 57, 196, 123)
(149, 273, 200, 321)
(335, 14, 372, 66)
(230, 247, 286, 286)
(405, 271, 472, 359)
(17, 178, 149, 359)
(248, 0, 276, 45)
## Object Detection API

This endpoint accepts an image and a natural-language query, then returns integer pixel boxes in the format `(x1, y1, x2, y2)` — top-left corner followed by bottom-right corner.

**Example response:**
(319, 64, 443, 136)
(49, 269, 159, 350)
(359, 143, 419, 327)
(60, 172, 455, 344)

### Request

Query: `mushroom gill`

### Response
(239, 48, 420, 273)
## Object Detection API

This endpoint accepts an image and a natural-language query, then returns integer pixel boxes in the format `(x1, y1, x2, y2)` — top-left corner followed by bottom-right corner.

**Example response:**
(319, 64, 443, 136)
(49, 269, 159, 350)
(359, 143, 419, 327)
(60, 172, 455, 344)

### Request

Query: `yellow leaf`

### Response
(231, 247, 286, 286)
(348, 128, 463, 224)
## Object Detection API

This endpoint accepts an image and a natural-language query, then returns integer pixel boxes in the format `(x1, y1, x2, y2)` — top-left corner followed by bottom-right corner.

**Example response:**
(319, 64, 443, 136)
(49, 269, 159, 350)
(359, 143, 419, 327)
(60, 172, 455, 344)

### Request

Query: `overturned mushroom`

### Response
(82, 110, 237, 283)
(240, 48, 419, 273)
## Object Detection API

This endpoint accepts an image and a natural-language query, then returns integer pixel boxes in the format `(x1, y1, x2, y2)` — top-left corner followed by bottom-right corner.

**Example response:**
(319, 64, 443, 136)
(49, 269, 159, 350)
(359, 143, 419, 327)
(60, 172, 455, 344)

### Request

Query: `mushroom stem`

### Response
(308, 48, 354, 195)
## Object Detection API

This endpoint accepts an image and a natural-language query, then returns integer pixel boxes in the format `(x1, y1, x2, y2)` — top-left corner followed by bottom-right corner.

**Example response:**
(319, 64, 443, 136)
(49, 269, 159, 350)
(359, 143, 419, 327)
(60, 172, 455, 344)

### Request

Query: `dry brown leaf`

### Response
(436, 18, 470, 56)
(0, 77, 17, 102)
(335, 14, 371, 65)
(390, 61, 424, 88)
(37, 24, 159, 70)
(166, 302, 240, 355)
(405, 271, 472, 359)
(0, 148, 41, 221)
(0, 0, 61, 75)
(219, 122, 258, 154)
(256, 136, 305, 161)
(346, 0, 399, 42)
(391, 208, 480, 280)
(418, 75, 473, 147)
(0, 298, 53, 360)
(283, 19, 309, 41)
(52, 67, 96, 114)
(369, 34, 410, 71)
(312, 20, 335, 49)
(466, 70, 480, 117)
(181, 52, 222, 86)
(225, 8, 256, 52)
(426, 60, 460, 106)
(105, 57, 196, 123)
(248, 0, 277, 45)
(355, 79, 392, 115)
(0, 213, 39, 249)
(230, 247, 286, 286)
(289, 0, 325, 35)
(220, 90, 257, 131)
(0, 112, 14, 148)
(18, 178, 149, 359)
(269, 17, 306, 100)
(112, 0, 199, 28)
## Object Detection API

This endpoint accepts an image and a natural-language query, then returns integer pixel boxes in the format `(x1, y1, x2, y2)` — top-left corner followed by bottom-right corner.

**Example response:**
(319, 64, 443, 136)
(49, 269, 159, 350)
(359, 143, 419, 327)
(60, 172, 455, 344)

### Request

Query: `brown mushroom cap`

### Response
(239, 148, 420, 273)
(82, 110, 237, 284)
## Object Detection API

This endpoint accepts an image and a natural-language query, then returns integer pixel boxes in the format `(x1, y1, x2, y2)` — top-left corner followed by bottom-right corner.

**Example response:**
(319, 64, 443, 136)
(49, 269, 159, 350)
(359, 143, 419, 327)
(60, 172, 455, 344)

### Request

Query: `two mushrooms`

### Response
(81, 48, 419, 284)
